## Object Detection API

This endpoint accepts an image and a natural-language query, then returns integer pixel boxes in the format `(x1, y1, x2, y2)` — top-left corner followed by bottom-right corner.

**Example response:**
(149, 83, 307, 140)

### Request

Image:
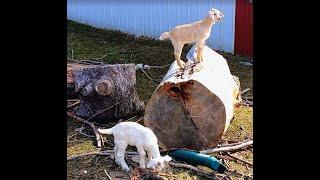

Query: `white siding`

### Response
(67, 0, 236, 53)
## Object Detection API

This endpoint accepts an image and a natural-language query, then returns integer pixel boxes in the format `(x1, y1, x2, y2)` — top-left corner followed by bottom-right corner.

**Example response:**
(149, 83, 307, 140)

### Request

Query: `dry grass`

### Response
(67, 20, 253, 179)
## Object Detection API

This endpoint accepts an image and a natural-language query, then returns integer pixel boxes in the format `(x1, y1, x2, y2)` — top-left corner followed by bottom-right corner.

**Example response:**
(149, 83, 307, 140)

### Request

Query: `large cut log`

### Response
(70, 63, 145, 122)
(144, 46, 241, 150)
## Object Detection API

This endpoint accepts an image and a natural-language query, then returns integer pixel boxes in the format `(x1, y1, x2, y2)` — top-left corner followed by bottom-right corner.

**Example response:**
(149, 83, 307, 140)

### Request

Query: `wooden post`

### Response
(144, 46, 241, 150)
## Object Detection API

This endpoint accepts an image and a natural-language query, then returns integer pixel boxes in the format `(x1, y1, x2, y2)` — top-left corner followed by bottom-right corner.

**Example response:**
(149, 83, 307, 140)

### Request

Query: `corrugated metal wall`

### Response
(67, 0, 236, 53)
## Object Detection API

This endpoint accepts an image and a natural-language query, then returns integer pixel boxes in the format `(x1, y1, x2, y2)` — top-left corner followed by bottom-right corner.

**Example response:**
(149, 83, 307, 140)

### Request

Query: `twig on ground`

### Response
(96, 51, 118, 60)
(67, 111, 102, 147)
(81, 59, 105, 65)
(158, 173, 176, 178)
(67, 100, 80, 109)
(67, 133, 78, 141)
(239, 61, 253, 66)
(144, 64, 171, 69)
(221, 170, 237, 180)
(224, 160, 232, 171)
(124, 115, 137, 122)
(67, 151, 111, 161)
(77, 130, 95, 138)
(68, 99, 80, 102)
(217, 138, 253, 148)
(67, 59, 92, 65)
(135, 117, 143, 124)
(222, 159, 230, 169)
(227, 170, 253, 180)
(87, 101, 123, 121)
(200, 140, 253, 154)
(226, 153, 253, 168)
(67, 150, 139, 161)
(92, 121, 109, 127)
(242, 96, 253, 100)
(104, 169, 112, 180)
(74, 126, 96, 138)
(168, 162, 215, 179)
(137, 66, 160, 84)
(71, 49, 74, 60)
(241, 88, 251, 95)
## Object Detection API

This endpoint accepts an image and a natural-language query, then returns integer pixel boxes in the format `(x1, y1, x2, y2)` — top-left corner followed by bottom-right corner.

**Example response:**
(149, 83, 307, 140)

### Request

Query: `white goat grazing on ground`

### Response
(97, 122, 172, 172)
(159, 8, 224, 70)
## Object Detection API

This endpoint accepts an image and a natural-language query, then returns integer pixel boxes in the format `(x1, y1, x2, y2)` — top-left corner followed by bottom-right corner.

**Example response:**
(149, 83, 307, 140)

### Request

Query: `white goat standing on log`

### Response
(98, 122, 172, 172)
(159, 8, 224, 70)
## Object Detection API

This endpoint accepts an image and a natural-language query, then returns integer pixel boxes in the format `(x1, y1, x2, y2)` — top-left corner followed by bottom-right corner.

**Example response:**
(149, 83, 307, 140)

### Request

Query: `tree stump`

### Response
(67, 63, 98, 98)
(69, 63, 145, 122)
(144, 46, 241, 150)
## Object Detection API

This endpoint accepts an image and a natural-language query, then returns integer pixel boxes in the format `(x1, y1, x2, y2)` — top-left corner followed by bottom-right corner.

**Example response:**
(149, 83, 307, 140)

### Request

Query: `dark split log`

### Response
(69, 63, 144, 122)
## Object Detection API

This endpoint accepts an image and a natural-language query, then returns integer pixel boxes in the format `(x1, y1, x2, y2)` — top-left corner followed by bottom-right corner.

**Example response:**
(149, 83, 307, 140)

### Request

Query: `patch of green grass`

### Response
(67, 20, 253, 179)
(223, 106, 253, 140)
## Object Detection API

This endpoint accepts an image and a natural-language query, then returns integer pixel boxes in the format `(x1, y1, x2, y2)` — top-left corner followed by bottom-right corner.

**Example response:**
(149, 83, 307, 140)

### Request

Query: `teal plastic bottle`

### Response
(169, 149, 226, 173)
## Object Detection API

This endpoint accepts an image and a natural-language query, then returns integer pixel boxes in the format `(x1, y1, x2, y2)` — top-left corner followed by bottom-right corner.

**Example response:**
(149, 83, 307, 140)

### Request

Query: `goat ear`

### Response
(208, 11, 214, 19)
(163, 155, 172, 162)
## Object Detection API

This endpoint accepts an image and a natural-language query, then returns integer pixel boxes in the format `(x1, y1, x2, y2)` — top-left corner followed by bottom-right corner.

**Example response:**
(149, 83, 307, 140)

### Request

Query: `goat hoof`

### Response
(193, 64, 203, 72)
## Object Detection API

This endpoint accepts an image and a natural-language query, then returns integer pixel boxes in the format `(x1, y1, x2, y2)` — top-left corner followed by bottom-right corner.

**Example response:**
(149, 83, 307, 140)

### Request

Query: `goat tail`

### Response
(159, 32, 170, 40)
(97, 127, 113, 135)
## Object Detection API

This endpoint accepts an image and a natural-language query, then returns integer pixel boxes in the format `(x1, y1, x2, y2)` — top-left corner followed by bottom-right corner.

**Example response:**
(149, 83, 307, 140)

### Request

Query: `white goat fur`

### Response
(159, 8, 224, 69)
(97, 122, 171, 172)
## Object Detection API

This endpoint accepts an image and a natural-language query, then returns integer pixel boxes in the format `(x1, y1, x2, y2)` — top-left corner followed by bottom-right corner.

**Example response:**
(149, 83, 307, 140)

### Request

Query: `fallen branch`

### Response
(221, 170, 237, 180)
(241, 99, 253, 107)
(87, 101, 123, 121)
(239, 61, 253, 66)
(104, 169, 112, 180)
(134, 117, 143, 124)
(96, 51, 118, 60)
(137, 66, 160, 84)
(217, 138, 253, 148)
(226, 170, 253, 180)
(67, 133, 78, 141)
(226, 153, 253, 168)
(67, 150, 139, 161)
(200, 140, 253, 154)
(81, 59, 105, 65)
(158, 173, 176, 178)
(241, 88, 251, 95)
(67, 100, 80, 109)
(168, 162, 215, 179)
(67, 59, 92, 65)
(68, 99, 80, 102)
(218, 154, 253, 169)
(74, 126, 95, 138)
(160, 147, 198, 153)
(242, 96, 253, 100)
(67, 111, 102, 147)
(124, 115, 137, 122)
(77, 130, 95, 138)
(221, 159, 231, 169)
(67, 151, 111, 161)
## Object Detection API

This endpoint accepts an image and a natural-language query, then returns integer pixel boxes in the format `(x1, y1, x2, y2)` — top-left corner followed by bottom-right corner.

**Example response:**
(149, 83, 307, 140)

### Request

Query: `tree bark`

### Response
(68, 63, 144, 122)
